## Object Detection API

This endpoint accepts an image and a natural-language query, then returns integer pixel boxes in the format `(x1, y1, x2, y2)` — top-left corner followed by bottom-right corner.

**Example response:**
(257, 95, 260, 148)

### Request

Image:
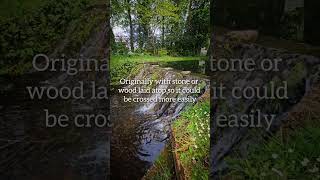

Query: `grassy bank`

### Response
(111, 55, 205, 65)
(222, 86, 320, 179)
(143, 145, 176, 180)
(224, 127, 320, 179)
(172, 97, 210, 179)
(142, 93, 210, 180)
(110, 55, 206, 85)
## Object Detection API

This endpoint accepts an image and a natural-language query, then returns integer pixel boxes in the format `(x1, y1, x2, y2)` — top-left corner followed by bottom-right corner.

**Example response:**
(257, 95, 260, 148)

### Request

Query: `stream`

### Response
(0, 58, 207, 180)
(110, 62, 208, 179)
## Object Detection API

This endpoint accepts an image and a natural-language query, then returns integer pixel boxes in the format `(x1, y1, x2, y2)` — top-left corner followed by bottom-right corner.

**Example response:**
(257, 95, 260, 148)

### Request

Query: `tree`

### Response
(126, 0, 134, 52)
(111, 0, 210, 56)
(111, 0, 135, 52)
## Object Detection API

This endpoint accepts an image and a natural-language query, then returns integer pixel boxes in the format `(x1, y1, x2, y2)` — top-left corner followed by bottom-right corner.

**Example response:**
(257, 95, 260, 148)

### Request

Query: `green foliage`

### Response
(155, 0, 179, 20)
(68, 11, 106, 54)
(110, 59, 138, 85)
(0, 0, 91, 74)
(110, 54, 205, 85)
(158, 48, 169, 56)
(173, 99, 210, 179)
(0, 0, 44, 17)
(164, 0, 210, 56)
(112, 41, 130, 55)
(111, 0, 210, 56)
(225, 127, 320, 179)
(111, 54, 204, 65)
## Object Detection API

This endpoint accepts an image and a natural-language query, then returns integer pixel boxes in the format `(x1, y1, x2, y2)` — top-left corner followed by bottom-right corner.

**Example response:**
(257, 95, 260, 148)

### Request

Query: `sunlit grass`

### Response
(111, 54, 205, 66)
(110, 54, 206, 85)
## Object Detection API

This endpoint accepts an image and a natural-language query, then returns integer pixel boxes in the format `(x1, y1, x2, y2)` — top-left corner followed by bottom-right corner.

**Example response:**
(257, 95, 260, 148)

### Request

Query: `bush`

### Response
(110, 60, 138, 85)
(158, 48, 168, 56)
(112, 41, 129, 55)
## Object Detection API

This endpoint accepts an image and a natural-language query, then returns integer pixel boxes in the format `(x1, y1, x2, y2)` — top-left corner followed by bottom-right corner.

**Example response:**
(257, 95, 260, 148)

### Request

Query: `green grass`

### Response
(143, 145, 175, 180)
(111, 54, 205, 66)
(225, 127, 320, 180)
(110, 54, 205, 86)
(110, 60, 139, 86)
(172, 99, 210, 179)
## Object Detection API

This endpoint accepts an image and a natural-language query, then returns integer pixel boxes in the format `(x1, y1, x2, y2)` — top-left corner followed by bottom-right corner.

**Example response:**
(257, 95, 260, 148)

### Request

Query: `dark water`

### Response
(0, 73, 110, 180)
(110, 93, 169, 180)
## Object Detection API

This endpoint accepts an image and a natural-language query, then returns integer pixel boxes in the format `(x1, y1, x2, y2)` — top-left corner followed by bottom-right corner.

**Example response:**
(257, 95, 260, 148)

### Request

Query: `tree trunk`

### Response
(126, 0, 134, 52)
(162, 16, 165, 47)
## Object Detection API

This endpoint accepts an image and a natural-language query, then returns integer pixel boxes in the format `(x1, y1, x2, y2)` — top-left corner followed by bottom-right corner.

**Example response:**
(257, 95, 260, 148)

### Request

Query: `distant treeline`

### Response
(111, 0, 210, 56)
